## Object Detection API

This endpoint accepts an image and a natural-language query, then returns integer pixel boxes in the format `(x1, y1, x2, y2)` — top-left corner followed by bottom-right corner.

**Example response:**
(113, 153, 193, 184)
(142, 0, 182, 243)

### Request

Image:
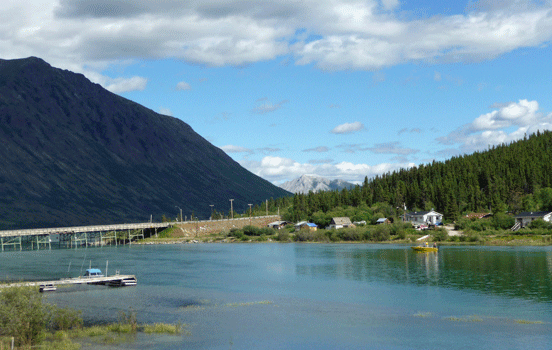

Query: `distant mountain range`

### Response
(0, 57, 290, 229)
(279, 175, 354, 194)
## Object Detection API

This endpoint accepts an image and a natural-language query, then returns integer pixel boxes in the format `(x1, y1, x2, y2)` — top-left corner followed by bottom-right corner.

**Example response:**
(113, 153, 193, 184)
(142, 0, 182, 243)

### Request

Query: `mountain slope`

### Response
(0, 57, 290, 229)
(279, 174, 354, 194)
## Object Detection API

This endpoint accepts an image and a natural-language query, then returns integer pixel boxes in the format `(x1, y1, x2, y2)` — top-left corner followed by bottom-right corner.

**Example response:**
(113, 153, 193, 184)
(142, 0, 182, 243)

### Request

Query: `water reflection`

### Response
(294, 244, 552, 303)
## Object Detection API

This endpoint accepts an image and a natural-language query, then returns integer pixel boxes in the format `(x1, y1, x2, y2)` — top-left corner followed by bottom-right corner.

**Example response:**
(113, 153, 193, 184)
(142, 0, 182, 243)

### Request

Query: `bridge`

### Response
(0, 215, 280, 251)
(0, 221, 174, 251)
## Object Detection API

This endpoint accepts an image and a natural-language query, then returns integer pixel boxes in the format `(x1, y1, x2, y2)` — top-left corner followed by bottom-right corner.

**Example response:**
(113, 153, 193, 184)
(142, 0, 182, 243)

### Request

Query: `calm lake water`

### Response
(1, 243, 552, 349)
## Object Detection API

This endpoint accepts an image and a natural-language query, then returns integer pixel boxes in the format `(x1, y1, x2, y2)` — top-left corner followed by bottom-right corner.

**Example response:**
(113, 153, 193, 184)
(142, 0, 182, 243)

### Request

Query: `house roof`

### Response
(376, 218, 388, 223)
(268, 221, 287, 226)
(331, 217, 352, 225)
(406, 211, 441, 216)
(306, 223, 317, 227)
(515, 211, 552, 218)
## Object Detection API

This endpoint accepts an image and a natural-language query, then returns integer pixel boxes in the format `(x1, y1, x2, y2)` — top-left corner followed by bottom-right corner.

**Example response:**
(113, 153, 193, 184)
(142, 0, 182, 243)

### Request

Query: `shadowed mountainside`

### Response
(0, 57, 290, 229)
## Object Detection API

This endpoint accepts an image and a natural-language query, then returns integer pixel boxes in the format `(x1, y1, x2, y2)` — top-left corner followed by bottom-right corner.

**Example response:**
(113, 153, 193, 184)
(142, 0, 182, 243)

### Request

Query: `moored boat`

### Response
(39, 284, 57, 292)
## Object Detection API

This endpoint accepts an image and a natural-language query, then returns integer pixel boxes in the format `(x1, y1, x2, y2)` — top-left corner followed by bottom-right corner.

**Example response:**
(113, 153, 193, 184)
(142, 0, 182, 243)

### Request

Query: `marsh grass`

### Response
(515, 319, 544, 324)
(143, 322, 189, 335)
(413, 312, 433, 317)
(444, 315, 483, 322)
(224, 300, 273, 308)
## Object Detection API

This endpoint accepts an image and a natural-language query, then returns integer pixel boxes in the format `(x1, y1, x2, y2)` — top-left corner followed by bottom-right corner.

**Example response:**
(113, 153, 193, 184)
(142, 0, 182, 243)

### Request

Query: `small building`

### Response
(328, 217, 354, 229)
(353, 220, 367, 226)
(267, 221, 289, 229)
(514, 211, 552, 228)
(404, 210, 443, 226)
(376, 218, 390, 225)
(295, 221, 318, 231)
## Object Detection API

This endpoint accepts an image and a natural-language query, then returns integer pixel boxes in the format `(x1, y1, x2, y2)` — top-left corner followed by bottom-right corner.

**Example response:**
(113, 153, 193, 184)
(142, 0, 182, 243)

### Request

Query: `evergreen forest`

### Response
(259, 131, 552, 227)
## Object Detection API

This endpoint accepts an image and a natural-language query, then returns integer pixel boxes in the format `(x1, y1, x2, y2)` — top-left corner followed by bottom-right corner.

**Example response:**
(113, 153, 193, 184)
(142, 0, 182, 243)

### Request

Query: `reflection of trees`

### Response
(294, 245, 552, 303)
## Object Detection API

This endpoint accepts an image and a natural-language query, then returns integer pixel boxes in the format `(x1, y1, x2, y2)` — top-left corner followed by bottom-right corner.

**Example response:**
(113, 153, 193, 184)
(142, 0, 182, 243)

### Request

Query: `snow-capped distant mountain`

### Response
(279, 174, 355, 194)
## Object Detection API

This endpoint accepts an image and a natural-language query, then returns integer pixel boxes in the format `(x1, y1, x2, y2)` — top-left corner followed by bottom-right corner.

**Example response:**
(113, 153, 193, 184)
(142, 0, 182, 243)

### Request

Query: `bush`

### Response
(0, 286, 50, 347)
(371, 225, 391, 241)
(276, 230, 290, 242)
(51, 307, 83, 331)
(432, 228, 448, 242)
(528, 219, 552, 230)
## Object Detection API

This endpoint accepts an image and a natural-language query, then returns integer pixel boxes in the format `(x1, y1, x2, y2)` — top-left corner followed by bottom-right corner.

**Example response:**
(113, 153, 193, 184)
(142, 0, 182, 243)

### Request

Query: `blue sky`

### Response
(3, 0, 552, 185)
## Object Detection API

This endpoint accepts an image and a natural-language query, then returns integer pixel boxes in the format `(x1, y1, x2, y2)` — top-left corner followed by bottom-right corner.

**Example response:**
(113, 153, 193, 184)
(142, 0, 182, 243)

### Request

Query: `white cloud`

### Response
(436, 99, 552, 153)
(176, 81, 191, 91)
(251, 99, 288, 114)
(158, 107, 173, 116)
(221, 145, 252, 153)
(2, 0, 552, 81)
(331, 121, 365, 134)
(240, 155, 415, 183)
(105, 76, 148, 93)
(303, 146, 330, 152)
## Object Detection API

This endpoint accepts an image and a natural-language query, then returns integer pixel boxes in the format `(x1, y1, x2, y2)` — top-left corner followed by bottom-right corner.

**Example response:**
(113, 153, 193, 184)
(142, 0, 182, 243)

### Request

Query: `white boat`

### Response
(107, 276, 137, 287)
(39, 284, 57, 292)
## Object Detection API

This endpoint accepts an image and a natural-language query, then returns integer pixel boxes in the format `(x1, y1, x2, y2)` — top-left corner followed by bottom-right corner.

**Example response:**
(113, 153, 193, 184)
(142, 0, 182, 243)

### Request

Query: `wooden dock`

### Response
(0, 274, 137, 289)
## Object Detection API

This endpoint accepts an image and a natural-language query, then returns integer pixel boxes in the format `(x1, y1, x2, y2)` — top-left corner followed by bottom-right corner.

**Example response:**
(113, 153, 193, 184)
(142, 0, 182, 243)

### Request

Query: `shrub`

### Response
(51, 307, 83, 331)
(276, 230, 290, 242)
(432, 228, 448, 242)
(0, 286, 50, 347)
(371, 225, 391, 241)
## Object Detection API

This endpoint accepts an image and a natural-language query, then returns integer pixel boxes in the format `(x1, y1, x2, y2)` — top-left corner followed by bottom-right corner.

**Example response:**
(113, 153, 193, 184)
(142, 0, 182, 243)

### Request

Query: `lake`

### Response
(1, 243, 551, 349)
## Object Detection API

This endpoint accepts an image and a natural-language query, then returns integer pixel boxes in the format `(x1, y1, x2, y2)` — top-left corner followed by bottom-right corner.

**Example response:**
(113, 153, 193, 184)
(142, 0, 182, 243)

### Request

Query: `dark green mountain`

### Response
(0, 57, 290, 229)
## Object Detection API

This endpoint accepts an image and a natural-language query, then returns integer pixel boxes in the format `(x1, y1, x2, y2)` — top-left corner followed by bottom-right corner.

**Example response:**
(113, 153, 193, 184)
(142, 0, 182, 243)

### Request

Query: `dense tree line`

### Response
(278, 131, 552, 223)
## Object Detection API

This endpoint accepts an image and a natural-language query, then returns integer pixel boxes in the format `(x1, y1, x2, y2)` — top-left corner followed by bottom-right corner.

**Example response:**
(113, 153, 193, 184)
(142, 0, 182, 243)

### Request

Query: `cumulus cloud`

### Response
(105, 76, 148, 93)
(366, 142, 419, 155)
(239, 155, 415, 183)
(398, 128, 422, 135)
(437, 99, 552, 153)
(303, 146, 330, 152)
(221, 145, 253, 153)
(2, 0, 552, 83)
(176, 81, 191, 90)
(331, 122, 365, 134)
(251, 99, 288, 114)
(158, 107, 173, 116)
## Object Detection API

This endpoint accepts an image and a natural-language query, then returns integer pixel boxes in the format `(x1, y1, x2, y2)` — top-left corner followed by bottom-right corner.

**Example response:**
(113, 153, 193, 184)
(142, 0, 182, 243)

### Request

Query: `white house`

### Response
(328, 217, 354, 229)
(404, 210, 443, 225)
(514, 211, 552, 228)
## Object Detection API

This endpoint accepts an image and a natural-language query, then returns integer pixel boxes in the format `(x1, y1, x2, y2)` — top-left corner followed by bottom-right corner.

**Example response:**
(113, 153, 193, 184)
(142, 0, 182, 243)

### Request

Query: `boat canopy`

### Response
(84, 268, 103, 276)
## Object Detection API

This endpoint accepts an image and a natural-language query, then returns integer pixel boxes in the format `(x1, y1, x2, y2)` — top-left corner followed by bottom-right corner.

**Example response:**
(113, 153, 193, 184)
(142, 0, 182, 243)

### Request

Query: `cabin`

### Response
(83, 268, 104, 277)
(267, 221, 289, 229)
(294, 221, 318, 231)
(328, 217, 354, 229)
(376, 218, 390, 225)
(514, 211, 552, 229)
(404, 210, 443, 226)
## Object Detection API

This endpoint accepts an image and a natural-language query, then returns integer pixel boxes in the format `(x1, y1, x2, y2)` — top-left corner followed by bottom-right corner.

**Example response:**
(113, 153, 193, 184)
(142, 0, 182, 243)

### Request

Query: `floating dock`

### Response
(0, 274, 137, 290)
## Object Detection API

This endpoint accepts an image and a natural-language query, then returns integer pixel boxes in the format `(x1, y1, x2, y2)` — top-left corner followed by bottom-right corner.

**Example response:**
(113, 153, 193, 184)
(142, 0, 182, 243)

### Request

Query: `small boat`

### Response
(107, 276, 137, 287)
(411, 246, 438, 252)
(83, 268, 104, 278)
(39, 284, 57, 292)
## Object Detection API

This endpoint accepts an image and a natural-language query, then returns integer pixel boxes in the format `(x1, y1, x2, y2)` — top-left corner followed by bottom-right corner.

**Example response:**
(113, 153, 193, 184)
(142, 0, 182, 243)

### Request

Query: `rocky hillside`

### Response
(279, 174, 354, 194)
(0, 57, 290, 229)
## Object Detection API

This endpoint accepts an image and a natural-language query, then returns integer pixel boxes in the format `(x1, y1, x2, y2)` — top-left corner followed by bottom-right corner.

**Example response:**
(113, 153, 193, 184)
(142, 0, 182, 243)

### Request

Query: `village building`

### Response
(376, 218, 390, 224)
(267, 221, 289, 229)
(328, 217, 354, 229)
(513, 211, 552, 229)
(294, 221, 318, 231)
(404, 210, 443, 226)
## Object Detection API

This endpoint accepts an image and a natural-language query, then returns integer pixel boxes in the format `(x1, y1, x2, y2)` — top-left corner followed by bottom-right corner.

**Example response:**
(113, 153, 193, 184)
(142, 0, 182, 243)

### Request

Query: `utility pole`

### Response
(229, 199, 234, 220)
(248, 204, 252, 225)
(175, 206, 182, 222)
(209, 205, 214, 220)
(266, 199, 268, 216)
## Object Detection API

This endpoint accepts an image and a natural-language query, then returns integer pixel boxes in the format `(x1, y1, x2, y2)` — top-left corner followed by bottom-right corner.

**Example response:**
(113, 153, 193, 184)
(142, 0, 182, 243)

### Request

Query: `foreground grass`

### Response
(37, 322, 189, 349)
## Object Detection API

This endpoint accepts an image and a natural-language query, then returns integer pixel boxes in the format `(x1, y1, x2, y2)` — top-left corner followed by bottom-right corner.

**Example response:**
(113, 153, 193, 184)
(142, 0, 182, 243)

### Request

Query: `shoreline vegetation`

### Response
(137, 221, 552, 247)
(0, 286, 187, 350)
